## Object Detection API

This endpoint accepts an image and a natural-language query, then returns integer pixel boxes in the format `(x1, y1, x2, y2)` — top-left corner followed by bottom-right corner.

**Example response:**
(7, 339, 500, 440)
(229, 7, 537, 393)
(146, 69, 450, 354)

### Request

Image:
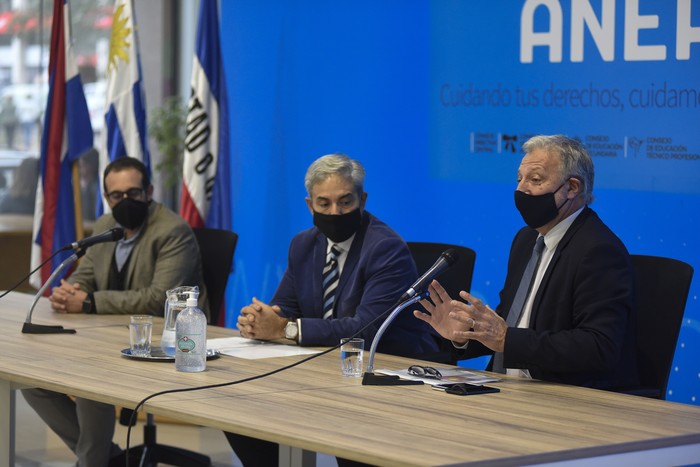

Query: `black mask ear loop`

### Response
(557, 177, 583, 210)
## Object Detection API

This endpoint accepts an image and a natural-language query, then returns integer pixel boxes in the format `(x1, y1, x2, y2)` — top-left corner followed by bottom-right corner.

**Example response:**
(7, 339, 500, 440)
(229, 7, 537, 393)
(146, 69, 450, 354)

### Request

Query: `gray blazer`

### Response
(69, 202, 208, 317)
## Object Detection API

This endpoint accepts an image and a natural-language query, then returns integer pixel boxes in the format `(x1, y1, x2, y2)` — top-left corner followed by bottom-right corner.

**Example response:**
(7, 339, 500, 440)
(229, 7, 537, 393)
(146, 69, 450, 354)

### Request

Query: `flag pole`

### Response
(72, 160, 84, 240)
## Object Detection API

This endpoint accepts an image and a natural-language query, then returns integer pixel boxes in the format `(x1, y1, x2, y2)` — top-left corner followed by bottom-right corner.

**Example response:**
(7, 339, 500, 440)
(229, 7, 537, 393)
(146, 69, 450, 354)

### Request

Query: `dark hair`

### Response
(103, 157, 150, 192)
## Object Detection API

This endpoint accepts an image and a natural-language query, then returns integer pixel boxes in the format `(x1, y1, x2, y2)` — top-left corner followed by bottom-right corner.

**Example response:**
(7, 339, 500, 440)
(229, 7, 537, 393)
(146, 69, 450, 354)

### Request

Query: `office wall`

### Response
(220, 1, 700, 404)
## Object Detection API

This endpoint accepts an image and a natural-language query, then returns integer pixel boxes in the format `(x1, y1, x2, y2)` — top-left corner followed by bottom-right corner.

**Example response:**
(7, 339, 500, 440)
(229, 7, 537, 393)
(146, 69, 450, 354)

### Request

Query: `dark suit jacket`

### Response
(272, 211, 438, 357)
(460, 208, 639, 389)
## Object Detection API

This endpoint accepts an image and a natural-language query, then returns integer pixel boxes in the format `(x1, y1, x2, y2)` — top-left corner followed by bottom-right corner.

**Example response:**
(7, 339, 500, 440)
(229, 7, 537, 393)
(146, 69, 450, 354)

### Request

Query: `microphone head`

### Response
(111, 228, 125, 241)
(440, 249, 459, 266)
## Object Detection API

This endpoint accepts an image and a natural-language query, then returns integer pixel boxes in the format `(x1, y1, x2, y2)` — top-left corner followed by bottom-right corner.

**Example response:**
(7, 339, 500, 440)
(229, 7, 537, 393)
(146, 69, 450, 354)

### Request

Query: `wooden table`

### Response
(1, 291, 699, 467)
(0, 215, 35, 293)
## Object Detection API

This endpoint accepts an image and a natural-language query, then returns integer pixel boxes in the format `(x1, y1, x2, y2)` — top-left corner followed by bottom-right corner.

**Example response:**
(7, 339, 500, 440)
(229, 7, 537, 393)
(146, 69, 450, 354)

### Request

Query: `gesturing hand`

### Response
(413, 280, 471, 345)
(449, 292, 508, 353)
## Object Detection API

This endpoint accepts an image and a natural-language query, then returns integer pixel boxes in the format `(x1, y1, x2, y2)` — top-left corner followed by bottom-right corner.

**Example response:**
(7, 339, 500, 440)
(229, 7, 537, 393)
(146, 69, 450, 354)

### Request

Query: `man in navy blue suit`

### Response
(416, 135, 639, 390)
(236, 153, 436, 355)
(230, 153, 437, 467)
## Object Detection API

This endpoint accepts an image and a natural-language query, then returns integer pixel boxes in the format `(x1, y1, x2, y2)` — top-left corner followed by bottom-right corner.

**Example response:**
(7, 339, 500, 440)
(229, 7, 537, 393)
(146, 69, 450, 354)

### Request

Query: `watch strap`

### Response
(82, 293, 96, 314)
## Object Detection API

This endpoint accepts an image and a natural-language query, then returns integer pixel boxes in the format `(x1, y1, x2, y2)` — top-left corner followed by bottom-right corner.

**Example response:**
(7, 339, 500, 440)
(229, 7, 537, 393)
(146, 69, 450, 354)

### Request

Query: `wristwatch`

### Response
(82, 294, 95, 314)
(284, 320, 299, 342)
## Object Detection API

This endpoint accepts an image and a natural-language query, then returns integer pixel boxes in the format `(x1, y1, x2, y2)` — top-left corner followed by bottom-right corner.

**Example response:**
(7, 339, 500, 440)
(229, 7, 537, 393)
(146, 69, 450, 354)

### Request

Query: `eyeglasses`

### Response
(106, 187, 145, 203)
(407, 365, 442, 380)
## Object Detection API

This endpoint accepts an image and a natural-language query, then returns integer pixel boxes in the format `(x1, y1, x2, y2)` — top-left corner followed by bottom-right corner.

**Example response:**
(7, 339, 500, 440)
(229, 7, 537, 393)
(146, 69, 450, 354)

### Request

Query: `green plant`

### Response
(149, 96, 187, 189)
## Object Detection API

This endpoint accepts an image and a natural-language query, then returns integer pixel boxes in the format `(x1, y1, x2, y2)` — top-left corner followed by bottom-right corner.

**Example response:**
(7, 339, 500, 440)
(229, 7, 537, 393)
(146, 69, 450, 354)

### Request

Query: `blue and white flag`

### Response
(180, 0, 231, 231)
(97, 0, 150, 215)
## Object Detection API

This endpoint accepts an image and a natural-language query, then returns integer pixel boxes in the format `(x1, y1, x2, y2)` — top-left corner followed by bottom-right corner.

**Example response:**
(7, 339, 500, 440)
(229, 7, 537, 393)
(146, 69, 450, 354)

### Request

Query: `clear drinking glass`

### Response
(340, 338, 364, 377)
(129, 315, 153, 357)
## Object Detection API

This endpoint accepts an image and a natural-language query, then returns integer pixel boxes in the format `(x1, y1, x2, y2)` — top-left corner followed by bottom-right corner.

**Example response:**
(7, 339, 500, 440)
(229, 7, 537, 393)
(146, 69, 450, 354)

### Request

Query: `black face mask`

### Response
(514, 181, 570, 229)
(313, 208, 363, 243)
(112, 198, 149, 230)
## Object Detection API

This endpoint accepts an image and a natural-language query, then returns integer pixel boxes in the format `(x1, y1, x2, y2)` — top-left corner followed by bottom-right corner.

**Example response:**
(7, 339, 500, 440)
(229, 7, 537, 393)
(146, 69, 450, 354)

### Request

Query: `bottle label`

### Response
(177, 335, 201, 353)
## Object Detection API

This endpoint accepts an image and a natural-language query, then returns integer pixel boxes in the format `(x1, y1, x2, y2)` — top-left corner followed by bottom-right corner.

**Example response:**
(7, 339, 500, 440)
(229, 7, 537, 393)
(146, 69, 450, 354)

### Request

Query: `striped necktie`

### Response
(322, 245, 341, 319)
(492, 235, 546, 373)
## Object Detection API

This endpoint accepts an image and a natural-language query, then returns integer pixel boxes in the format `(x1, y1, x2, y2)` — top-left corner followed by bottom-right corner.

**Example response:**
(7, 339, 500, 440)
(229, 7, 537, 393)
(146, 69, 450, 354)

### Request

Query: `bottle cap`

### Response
(186, 291, 198, 307)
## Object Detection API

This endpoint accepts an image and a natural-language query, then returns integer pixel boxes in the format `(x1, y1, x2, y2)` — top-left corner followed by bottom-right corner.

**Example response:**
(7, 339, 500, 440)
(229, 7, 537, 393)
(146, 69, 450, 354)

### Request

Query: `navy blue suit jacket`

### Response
(272, 211, 438, 357)
(460, 208, 639, 389)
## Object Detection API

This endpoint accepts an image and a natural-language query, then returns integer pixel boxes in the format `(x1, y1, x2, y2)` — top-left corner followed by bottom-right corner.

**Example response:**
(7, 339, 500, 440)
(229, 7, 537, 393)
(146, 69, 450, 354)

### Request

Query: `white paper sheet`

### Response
(375, 367, 499, 386)
(207, 337, 321, 359)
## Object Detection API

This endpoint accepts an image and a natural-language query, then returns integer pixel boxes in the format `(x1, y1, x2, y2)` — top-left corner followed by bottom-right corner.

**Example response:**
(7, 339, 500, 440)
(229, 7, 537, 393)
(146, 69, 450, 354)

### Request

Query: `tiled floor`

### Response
(14, 391, 337, 467)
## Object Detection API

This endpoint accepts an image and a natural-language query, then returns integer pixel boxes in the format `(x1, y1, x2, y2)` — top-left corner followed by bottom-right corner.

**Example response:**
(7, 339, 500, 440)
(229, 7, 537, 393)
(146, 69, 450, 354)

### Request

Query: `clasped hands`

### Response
(413, 280, 507, 352)
(49, 279, 88, 314)
(237, 297, 287, 340)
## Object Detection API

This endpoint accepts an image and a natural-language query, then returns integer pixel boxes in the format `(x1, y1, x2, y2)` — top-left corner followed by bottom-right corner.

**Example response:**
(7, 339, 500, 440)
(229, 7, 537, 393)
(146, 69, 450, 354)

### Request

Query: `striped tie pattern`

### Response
(322, 245, 341, 319)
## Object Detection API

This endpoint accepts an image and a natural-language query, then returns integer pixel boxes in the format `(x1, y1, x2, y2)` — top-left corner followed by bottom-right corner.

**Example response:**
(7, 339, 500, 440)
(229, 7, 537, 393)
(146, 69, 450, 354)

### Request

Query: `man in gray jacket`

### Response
(22, 157, 207, 466)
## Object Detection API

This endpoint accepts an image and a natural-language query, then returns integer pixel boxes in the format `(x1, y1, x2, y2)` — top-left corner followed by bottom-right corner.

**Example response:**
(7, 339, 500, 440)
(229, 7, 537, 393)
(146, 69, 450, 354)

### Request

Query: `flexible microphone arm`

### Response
(362, 291, 429, 386)
(22, 250, 85, 334)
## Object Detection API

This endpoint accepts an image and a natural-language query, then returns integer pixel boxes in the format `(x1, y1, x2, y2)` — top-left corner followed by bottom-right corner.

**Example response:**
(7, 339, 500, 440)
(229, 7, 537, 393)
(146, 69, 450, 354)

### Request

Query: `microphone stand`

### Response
(362, 291, 429, 386)
(22, 250, 85, 334)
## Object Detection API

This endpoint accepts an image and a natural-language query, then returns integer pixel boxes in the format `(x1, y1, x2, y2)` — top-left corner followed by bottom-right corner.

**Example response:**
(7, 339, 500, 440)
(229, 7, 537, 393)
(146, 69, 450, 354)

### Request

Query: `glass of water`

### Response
(340, 337, 364, 377)
(129, 315, 153, 357)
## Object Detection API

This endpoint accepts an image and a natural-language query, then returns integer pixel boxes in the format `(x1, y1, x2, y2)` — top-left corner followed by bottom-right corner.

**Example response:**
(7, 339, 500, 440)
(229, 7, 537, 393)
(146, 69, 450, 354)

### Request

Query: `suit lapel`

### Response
(334, 212, 369, 302)
(313, 231, 328, 318)
(122, 202, 157, 288)
(97, 243, 117, 290)
(529, 207, 591, 324)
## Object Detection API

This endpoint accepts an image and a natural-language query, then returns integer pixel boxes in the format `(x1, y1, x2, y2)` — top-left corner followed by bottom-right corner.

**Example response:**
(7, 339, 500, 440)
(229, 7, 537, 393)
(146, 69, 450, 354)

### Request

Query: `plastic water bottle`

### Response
(162, 286, 198, 357)
(175, 291, 207, 372)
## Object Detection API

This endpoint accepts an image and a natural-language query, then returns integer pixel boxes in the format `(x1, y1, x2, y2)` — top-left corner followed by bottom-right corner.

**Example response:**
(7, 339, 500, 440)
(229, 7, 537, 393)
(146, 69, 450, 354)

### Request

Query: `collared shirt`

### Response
(326, 233, 356, 277)
(297, 233, 356, 344)
(114, 227, 142, 272)
(507, 206, 584, 378)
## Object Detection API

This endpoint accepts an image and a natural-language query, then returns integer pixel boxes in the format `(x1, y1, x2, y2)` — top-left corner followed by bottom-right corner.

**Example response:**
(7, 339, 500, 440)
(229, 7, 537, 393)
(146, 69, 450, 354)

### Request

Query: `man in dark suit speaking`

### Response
(231, 153, 437, 466)
(416, 135, 639, 390)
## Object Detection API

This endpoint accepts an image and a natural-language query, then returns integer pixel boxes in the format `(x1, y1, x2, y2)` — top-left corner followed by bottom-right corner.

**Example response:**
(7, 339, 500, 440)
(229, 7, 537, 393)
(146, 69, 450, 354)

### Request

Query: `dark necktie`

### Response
(492, 235, 546, 373)
(322, 245, 341, 319)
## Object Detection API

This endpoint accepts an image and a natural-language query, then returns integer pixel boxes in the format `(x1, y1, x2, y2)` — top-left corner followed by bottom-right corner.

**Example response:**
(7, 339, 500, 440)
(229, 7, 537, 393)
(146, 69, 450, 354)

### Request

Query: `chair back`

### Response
(193, 228, 238, 325)
(407, 242, 476, 364)
(630, 254, 693, 399)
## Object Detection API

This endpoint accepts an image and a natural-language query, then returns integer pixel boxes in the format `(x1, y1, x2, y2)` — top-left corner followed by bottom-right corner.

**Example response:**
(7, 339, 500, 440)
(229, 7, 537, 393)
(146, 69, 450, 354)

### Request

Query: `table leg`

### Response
(279, 444, 316, 467)
(0, 380, 15, 467)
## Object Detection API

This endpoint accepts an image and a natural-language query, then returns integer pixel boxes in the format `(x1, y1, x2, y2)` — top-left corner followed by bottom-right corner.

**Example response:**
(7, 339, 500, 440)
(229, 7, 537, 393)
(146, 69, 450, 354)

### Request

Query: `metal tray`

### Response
(120, 348, 220, 362)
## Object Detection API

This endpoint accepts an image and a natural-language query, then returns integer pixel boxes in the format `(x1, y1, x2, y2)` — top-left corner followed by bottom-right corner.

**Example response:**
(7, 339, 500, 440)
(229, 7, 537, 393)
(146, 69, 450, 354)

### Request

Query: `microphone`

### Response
(65, 227, 125, 252)
(22, 228, 123, 334)
(362, 250, 459, 386)
(22, 251, 83, 334)
(400, 249, 458, 301)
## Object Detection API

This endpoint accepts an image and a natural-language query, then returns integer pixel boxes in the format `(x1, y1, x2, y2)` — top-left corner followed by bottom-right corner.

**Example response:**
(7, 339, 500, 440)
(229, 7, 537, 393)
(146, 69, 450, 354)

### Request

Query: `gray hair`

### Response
(522, 135, 595, 204)
(304, 153, 365, 197)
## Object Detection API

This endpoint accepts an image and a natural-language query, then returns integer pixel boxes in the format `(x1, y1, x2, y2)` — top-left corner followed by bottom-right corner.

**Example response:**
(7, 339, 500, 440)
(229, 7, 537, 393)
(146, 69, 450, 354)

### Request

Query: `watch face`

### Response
(285, 322, 297, 339)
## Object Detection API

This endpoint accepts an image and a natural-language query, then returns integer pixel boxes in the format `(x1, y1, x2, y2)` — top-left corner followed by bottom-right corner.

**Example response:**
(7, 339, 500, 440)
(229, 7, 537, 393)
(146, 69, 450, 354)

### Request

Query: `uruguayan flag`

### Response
(97, 0, 150, 215)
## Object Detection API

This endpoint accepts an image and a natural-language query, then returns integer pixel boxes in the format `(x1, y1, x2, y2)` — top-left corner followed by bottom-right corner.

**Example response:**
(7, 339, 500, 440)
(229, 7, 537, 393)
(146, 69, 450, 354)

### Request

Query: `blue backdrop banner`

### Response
(221, 0, 699, 405)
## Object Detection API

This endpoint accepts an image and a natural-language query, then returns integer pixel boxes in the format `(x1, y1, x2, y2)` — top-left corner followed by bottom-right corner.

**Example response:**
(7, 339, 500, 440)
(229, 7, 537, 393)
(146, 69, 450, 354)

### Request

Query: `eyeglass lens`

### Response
(408, 365, 442, 379)
(108, 188, 143, 202)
